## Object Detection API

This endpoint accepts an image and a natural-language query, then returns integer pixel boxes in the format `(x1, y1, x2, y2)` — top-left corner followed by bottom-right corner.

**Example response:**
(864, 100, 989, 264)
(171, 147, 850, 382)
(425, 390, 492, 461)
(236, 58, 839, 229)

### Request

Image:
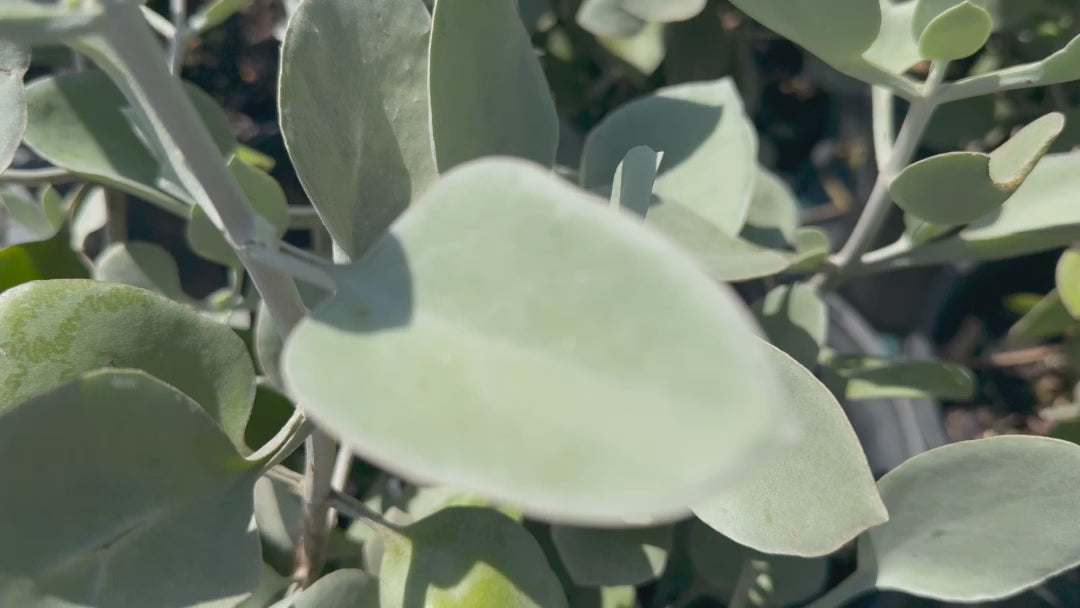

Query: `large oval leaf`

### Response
(693, 344, 886, 557)
(582, 79, 757, 234)
(280, 0, 437, 258)
(0, 370, 261, 608)
(0, 41, 29, 174)
(381, 506, 567, 608)
(728, 0, 880, 67)
(93, 241, 187, 302)
(917, 1, 992, 61)
(0, 279, 255, 449)
(283, 157, 790, 524)
(0, 232, 90, 294)
(23, 71, 235, 212)
(429, 0, 559, 171)
(859, 436, 1080, 602)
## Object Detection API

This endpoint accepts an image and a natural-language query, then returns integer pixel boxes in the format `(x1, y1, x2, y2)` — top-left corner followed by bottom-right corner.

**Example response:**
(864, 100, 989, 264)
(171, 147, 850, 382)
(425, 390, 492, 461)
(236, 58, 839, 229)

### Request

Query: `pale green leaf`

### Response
(1008, 289, 1075, 342)
(93, 241, 187, 302)
(917, 1, 992, 61)
(279, 0, 436, 258)
(254, 476, 303, 574)
(860, 436, 1080, 602)
(943, 30, 1080, 95)
(551, 525, 672, 586)
(891, 151, 1080, 266)
(70, 186, 108, 251)
(187, 157, 289, 266)
(429, 0, 559, 171)
(0, 370, 261, 608)
(1057, 248, 1080, 319)
(861, 1, 922, 76)
(890, 115, 1065, 227)
(597, 22, 666, 75)
(0, 188, 61, 241)
(693, 344, 885, 556)
(282, 157, 790, 524)
(381, 507, 567, 608)
(643, 200, 790, 283)
(24, 71, 235, 212)
(236, 563, 288, 608)
(752, 283, 826, 368)
(576, 0, 645, 38)
(618, 0, 705, 23)
(822, 353, 976, 401)
(610, 145, 659, 216)
(0, 41, 29, 174)
(582, 79, 757, 234)
(687, 520, 828, 608)
(0, 279, 256, 449)
(741, 168, 799, 250)
(785, 228, 831, 273)
(273, 570, 378, 608)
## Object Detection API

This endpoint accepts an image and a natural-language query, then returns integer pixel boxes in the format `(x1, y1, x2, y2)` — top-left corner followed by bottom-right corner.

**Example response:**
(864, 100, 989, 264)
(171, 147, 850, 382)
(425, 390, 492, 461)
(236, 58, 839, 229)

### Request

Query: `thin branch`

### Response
(265, 465, 393, 532)
(168, 0, 188, 75)
(871, 86, 895, 173)
(104, 189, 128, 244)
(293, 432, 337, 585)
(140, 5, 177, 38)
(819, 61, 950, 285)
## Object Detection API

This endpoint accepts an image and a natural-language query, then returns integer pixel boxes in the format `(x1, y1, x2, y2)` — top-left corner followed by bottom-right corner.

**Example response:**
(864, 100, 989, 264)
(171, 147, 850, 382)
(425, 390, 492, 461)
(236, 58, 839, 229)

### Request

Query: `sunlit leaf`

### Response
(429, 0, 559, 171)
(551, 525, 672, 587)
(0, 370, 261, 608)
(280, 0, 436, 257)
(0, 187, 63, 242)
(917, 1, 992, 61)
(0, 279, 255, 449)
(822, 353, 975, 401)
(619, 0, 705, 23)
(859, 436, 1080, 601)
(93, 241, 187, 302)
(380, 507, 567, 608)
(752, 283, 826, 368)
(70, 186, 107, 251)
(24, 71, 235, 212)
(283, 158, 791, 524)
(582, 79, 757, 234)
(576, 0, 645, 38)
(693, 344, 885, 556)
(890, 113, 1064, 226)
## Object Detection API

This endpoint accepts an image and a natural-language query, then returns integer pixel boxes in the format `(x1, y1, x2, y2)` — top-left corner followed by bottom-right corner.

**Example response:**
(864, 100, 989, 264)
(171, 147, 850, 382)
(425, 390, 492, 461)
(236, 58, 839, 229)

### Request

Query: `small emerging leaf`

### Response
(1057, 248, 1080, 319)
(822, 353, 976, 401)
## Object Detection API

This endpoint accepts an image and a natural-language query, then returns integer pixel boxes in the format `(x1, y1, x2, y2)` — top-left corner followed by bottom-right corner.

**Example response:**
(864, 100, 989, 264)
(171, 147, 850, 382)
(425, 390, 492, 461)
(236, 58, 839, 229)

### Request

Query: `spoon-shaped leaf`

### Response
(890, 113, 1064, 226)
(0, 41, 29, 174)
(917, 1, 992, 61)
(283, 157, 791, 524)
(24, 71, 235, 212)
(429, 0, 559, 171)
(582, 79, 757, 234)
(381, 506, 567, 608)
(0, 370, 261, 608)
(687, 520, 828, 608)
(0, 279, 255, 449)
(551, 525, 672, 587)
(859, 436, 1080, 602)
(93, 241, 187, 302)
(280, 0, 437, 258)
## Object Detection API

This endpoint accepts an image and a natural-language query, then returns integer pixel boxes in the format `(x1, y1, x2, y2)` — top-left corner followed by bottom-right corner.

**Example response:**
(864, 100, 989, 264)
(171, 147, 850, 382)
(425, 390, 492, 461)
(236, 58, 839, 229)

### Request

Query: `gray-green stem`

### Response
(818, 61, 949, 286)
